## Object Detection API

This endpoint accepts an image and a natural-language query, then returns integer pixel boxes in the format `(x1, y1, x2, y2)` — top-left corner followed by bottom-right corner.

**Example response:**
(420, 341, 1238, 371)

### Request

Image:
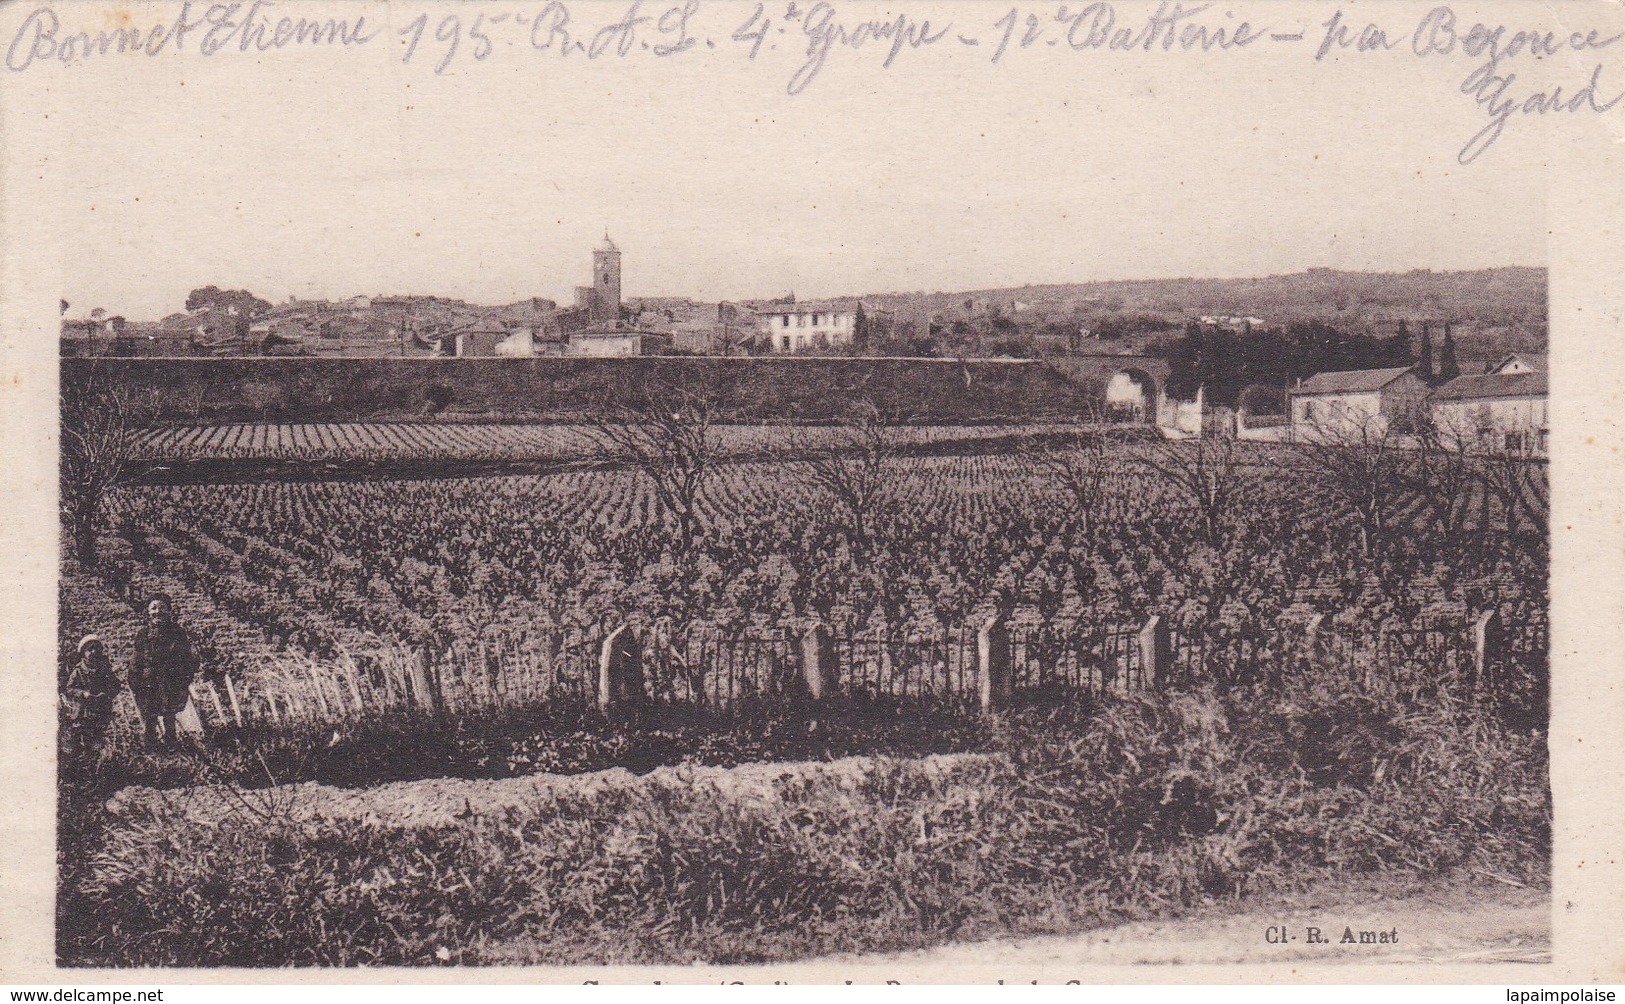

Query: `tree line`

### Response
(1163, 319, 1464, 409)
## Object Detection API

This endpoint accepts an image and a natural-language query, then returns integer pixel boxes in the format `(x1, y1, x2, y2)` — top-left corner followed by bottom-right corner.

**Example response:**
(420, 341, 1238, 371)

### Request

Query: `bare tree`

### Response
(1020, 408, 1122, 538)
(583, 377, 721, 566)
(1289, 416, 1409, 557)
(1478, 438, 1548, 540)
(581, 377, 732, 707)
(61, 363, 153, 568)
(1396, 412, 1479, 543)
(1133, 432, 1250, 549)
(796, 402, 904, 556)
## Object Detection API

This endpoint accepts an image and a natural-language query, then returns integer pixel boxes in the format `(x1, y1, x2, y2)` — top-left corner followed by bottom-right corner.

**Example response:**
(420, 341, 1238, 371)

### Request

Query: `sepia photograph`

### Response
(4, 0, 1622, 984)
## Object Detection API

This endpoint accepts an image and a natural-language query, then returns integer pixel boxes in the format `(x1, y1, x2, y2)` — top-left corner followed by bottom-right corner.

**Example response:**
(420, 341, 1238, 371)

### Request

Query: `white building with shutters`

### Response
(756, 301, 861, 353)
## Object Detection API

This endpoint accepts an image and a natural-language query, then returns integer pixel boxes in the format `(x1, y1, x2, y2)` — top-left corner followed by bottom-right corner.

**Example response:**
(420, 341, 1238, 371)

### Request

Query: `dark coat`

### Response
(129, 622, 198, 716)
(62, 654, 120, 726)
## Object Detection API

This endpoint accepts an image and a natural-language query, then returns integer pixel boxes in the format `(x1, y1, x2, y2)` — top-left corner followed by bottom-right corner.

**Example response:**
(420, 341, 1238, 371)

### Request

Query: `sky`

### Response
(1, 0, 1571, 320)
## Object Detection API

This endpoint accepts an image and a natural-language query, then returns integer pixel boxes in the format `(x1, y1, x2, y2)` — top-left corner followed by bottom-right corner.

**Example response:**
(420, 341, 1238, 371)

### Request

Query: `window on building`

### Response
(1538, 429, 1549, 453)
(1504, 432, 1525, 453)
(813, 314, 821, 325)
(781, 335, 791, 351)
(1303, 400, 1316, 421)
(797, 314, 805, 327)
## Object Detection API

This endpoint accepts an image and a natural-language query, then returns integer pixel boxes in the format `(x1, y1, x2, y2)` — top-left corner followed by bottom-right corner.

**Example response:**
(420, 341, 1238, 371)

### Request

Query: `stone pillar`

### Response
(222, 674, 244, 728)
(409, 647, 441, 714)
(175, 686, 206, 735)
(1472, 609, 1501, 688)
(978, 615, 1011, 712)
(1140, 615, 1171, 689)
(201, 681, 228, 725)
(800, 623, 836, 701)
(598, 624, 645, 717)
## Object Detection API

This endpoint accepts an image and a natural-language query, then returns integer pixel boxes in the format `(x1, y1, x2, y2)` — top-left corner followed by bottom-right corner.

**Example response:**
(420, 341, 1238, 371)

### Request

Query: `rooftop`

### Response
(575, 327, 670, 338)
(1492, 352, 1547, 373)
(1293, 366, 1418, 395)
(447, 315, 512, 336)
(1433, 371, 1548, 401)
(754, 299, 863, 316)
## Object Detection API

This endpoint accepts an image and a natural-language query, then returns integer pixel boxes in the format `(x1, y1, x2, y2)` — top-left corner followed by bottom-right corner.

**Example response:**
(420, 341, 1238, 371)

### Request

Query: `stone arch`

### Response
(1104, 368, 1158, 423)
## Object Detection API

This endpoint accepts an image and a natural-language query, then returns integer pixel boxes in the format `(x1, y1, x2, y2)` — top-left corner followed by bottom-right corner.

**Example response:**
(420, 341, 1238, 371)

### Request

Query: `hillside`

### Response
(855, 267, 1546, 327)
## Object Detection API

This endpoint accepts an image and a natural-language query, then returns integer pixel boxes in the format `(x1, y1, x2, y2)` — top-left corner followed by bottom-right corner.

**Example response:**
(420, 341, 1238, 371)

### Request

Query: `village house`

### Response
(249, 314, 319, 346)
(448, 320, 508, 357)
(492, 327, 538, 357)
(757, 300, 861, 353)
(569, 329, 673, 358)
(532, 330, 571, 357)
(1430, 369, 1549, 455)
(1288, 366, 1430, 440)
(437, 320, 542, 358)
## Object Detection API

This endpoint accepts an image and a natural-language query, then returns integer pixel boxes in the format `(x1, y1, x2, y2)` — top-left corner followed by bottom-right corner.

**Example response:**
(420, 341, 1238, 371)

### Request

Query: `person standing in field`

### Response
(129, 594, 199, 747)
(60, 634, 120, 769)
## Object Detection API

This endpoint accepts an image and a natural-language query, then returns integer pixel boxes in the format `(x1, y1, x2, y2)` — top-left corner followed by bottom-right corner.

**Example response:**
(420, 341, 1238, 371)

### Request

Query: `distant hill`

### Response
(853, 267, 1545, 326)
(832, 266, 1540, 372)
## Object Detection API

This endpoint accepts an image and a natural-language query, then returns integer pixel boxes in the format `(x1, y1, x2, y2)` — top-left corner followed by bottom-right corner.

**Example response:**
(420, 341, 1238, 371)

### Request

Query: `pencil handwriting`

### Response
(4, 1, 1621, 165)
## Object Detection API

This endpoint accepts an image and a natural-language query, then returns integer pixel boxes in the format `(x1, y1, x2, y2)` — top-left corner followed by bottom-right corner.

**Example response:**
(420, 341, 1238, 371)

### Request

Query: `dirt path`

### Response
(817, 877, 1549, 971)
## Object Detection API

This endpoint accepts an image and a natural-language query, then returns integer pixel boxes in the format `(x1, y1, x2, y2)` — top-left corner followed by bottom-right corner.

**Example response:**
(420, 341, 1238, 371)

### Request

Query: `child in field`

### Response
(61, 634, 120, 768)
(129, 594, 199, 747)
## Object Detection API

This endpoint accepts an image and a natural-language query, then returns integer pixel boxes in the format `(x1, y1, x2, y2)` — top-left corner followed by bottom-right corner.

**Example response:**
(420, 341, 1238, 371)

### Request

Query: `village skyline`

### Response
(65, 258, 1549, 326)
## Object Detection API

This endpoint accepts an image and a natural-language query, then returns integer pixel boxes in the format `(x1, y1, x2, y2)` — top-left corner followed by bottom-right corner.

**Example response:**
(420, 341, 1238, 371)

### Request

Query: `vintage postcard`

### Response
(1, 0, 1622, 986)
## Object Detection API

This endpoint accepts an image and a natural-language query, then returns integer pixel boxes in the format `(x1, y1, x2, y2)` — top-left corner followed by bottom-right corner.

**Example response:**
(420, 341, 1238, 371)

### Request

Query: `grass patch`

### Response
(59, 671, 1548, 967)
(81, 698, 1001, 793)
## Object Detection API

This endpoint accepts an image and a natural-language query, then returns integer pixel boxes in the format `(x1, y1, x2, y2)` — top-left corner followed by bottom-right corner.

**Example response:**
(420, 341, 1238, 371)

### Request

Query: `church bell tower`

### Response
(592, 233, 622, 325)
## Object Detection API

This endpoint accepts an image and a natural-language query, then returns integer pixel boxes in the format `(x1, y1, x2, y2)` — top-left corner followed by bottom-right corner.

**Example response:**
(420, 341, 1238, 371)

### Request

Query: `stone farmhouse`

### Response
(1430, 355, 1548, 455)
(1286, 366, 1431, 439)
(1287, 355, 1549, 455)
